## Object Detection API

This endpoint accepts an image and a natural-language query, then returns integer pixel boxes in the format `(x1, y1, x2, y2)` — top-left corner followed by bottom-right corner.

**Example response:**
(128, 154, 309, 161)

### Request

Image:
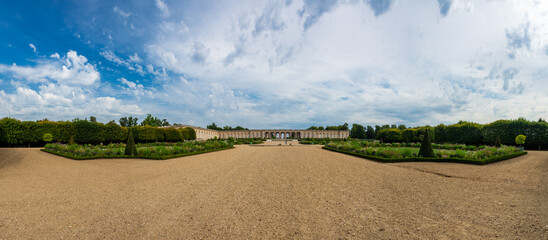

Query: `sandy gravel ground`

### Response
(0, 146, 546, 239)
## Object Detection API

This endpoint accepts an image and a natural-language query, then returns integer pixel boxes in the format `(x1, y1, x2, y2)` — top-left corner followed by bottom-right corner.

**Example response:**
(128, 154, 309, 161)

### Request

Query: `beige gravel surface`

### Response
(0, 146, 546, 239)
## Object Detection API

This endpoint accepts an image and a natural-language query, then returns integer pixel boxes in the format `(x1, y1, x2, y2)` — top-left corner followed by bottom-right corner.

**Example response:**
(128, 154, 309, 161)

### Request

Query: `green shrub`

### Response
(418, 129, 435, 157)
(124, 130, 137, 156)
(43, 133, 53, 142)
(515, 135, 526, 145)
(165, 128, 182, 142)
(73, 120, 104, 144)
(495, 136, 501, 147)
(103, 121, 123, 143)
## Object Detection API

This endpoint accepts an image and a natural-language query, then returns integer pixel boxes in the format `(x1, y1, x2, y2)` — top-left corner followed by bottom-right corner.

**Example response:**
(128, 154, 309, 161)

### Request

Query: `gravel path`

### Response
(0, 146, 546, 239)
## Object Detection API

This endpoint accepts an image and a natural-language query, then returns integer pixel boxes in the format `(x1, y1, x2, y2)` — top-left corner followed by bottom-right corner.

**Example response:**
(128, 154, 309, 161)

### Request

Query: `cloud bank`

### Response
(1, 0, 547, 128)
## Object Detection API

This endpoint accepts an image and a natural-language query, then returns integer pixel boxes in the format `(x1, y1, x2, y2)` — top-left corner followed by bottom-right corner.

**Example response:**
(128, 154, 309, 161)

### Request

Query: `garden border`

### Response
(41, 146, 234, 160)
(322, 146, 527, 165)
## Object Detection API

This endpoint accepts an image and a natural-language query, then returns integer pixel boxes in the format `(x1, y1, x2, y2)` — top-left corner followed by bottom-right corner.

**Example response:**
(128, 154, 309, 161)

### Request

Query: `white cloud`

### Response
(155, 0, 170, 17)
(0, 50, 100, 86)
(140, 0, 548, 127)
(0, 51, 143, 121)
(50, 52, 60, 59)
(129, 53, 142, 63)
(118, 77, 152, 98)
(100, 50, 145, 75)
(29, 43, 36, 53)
(113, 6, 132, 18)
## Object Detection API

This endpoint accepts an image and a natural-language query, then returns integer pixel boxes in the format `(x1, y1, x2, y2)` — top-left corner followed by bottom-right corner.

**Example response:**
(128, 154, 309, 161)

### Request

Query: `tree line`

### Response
(349, 118, 548, 150)
(307, 123, 349, 130)
(0, 116, 195, 147)
(206, 122, 249, 131)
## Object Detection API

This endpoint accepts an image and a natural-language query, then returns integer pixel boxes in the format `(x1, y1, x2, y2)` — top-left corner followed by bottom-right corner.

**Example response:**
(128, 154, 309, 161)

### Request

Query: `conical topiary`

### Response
(124, 130, 137, 156)
(495, 136, 501, 148)
(418, 129, 435, 157)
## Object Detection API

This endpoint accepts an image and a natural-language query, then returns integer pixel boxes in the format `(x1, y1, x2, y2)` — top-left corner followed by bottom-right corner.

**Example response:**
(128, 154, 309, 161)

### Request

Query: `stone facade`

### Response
(172, 125, 349, 140)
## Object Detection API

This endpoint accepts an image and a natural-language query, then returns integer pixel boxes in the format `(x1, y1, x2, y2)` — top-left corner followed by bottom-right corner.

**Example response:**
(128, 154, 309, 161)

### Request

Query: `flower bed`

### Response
(42, 140, 234, 160)
(323, 140, 527, 165)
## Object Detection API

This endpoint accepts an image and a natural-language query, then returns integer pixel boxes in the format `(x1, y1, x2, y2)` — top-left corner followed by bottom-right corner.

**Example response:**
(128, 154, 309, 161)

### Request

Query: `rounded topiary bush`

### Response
(515, 134, 526, 145)
(43, 133, 53, 143)
(418, 129, 435, 157)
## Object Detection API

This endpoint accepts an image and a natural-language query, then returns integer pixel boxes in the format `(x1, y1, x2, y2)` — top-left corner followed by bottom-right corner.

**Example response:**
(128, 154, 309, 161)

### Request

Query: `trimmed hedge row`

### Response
(41, 146, 234, 160)
(0, 117, 196, 146)
(322, 146, 528, 165)
(375, 119, 548, 150)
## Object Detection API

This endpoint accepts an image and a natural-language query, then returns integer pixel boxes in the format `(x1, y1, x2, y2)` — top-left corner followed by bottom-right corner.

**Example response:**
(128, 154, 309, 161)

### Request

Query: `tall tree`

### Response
(119, 116, 138, 127)
(366, 125, 375, 139)
(350, 124, 366, 139)
(207, 122, 222, 130)
(140, 114, 166, 127)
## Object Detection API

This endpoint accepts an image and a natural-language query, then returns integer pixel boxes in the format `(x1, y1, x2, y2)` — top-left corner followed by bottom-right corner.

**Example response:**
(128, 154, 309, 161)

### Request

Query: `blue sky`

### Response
(0, 0, 547, 129)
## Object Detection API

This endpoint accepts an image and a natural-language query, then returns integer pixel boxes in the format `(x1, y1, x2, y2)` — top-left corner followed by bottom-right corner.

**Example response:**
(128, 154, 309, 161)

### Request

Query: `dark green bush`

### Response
(103, 121, 123, 143)
(73, 120, 104, 144)
(377, 128, 402, 143)
(124, 130, 137, 155)
(165, 128, 182, 142)
(43, 133, 53, 142)
(350, 124, 366, 139)
(418, 129, 435, 157)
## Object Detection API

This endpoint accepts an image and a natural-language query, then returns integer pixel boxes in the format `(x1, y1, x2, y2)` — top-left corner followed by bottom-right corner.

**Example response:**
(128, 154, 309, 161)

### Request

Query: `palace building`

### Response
(172, 125, 349, 140)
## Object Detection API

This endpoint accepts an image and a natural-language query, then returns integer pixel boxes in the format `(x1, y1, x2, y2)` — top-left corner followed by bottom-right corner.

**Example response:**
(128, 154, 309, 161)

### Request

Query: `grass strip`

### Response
(322, 146, 527, 165)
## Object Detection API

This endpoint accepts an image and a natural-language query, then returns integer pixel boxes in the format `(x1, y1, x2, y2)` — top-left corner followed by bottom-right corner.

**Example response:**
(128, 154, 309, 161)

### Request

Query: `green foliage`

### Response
(207, 122, 222, 130)
(184, 127, 196, 140)
(165, 128, 182, 142)
(418, 129, 435, 157)
(376, 128, 402, 143)
(325, 123, 349, 130)
(219, 125, 249, 130)
(366, 126, 375, 139)
(103, 121, 123, 143)
(73, 119, 104, 144)
(124, 130, 137, 155)
(434, 122, 483, 145)
(119, 116, 138, 127)
(0, 118, 24, 145)
(495, 136, 501, 147)
(43, 133, 53, 142)
(515, 135, 526, 145)
(21, 121, 39, 145)
(401, 128, 420, 142)
(141, 114, 169, 127)
(324, 140, 524, 164)
(44, 139, 232, 160)
(134, 125, 157, 142)
(350, 124, 366, 139)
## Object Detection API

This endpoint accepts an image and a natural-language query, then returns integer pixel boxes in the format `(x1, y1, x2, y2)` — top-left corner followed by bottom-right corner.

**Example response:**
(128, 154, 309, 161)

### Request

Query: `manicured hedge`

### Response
(372, 119, 547, 150)
(42, 146, 234, 160)
(323, 146, 528, 165)
(0, 117, 196, 147)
